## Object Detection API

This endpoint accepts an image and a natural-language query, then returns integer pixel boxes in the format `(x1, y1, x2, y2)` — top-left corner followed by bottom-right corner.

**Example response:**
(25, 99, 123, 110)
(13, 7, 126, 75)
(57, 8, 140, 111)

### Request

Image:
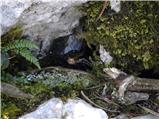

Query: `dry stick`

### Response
(138, 104, 159, 117)
(95, 96, 120, 107)
(81, 91, 119, 113)
(127, 77, 159, 92)
(8, 55, 16, 60)
(96, 0, 109, 21)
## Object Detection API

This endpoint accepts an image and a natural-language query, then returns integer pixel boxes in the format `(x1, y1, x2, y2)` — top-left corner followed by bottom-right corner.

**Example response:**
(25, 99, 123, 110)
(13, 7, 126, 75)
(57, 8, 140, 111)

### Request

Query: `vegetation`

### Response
(82, 1, 159, 75)
(1, 27, 42, 118)
(2, 39, 41, 70)
(1, 1, 159, 119)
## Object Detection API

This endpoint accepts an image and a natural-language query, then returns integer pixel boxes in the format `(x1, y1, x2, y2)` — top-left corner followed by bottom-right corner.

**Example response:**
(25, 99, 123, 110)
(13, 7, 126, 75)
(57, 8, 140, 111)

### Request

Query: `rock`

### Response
(63, 99, 108, 119)
(1, 0, 87, 57)
(1, 0, 32, 35)
(124, 92, 149, 104)
(26, 67, 95, 89)
(19, 98, 63, 119)
(1, 82, 34, 99)
(110, 0, 121, 13)
(131, 114, 158, 119)
(19, 98, 108, 119)
(99, 45, 113, 65)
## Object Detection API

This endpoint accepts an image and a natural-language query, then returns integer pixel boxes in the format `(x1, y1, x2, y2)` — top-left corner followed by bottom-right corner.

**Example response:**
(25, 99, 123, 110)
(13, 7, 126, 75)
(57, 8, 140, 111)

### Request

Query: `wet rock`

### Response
(19, 98, 108, 119)
(1, 0, 87, 57)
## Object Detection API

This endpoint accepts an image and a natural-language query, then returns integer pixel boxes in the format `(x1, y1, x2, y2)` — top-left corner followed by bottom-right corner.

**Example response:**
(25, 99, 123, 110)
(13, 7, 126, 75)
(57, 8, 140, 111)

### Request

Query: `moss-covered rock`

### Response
(1, 67, 99, 118)
(1, 27, 23, 44)
(82, 1, 158, 75)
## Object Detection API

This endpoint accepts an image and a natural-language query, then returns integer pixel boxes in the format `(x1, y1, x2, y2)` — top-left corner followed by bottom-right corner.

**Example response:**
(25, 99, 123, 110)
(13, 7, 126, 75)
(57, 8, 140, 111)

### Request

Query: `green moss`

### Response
(82, 1, 159, 75)
(1, 103, 22, 119)
(23, 83, 52, 96)
(1, 27, 23, 45)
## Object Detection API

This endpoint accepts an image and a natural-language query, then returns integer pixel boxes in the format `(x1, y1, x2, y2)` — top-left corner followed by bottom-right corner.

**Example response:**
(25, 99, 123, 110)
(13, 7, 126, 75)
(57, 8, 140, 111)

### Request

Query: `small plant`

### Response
(1, 39, 41, 70)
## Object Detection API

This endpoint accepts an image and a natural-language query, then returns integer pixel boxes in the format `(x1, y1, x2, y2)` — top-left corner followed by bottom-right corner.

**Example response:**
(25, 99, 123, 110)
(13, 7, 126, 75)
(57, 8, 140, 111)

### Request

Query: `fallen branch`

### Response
(96, 0, 109, 21)
(103, 67, 159, 92)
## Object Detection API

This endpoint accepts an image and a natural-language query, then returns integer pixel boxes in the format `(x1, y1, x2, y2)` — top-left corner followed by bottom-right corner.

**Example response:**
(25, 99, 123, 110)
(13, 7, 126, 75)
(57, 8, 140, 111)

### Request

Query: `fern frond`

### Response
(3, 39, 38, 52)
(13, 48, 41, 70)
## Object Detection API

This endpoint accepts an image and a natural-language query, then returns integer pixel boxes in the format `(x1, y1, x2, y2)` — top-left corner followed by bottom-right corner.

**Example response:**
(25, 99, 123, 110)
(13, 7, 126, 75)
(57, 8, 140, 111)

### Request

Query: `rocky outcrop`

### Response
(1, 0, 87, 57)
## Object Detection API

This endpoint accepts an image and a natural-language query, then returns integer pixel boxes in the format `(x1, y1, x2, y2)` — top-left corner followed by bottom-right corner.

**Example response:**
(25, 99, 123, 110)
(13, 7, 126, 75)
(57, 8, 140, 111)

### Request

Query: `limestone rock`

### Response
(19, 98, 63, 119)
(63, 99, 108, 119)
(1, 0, 87, 57)
(19, 98, 108, 119)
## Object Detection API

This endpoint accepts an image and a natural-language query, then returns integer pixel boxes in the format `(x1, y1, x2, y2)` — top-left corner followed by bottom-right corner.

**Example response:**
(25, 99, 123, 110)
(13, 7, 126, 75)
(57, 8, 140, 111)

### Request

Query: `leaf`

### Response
(13, 48, 41, 70)
(1, 52, 10, 70)
(3, 39, 38, 52)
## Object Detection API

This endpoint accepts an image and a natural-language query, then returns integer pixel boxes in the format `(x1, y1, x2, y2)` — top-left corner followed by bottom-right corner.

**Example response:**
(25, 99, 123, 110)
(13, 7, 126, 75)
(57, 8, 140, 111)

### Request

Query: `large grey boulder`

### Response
(1, 0, 87, 57)
(63, 99, 108, 119)
(19, 98, 108, 119)
(19, 98, 63, 119)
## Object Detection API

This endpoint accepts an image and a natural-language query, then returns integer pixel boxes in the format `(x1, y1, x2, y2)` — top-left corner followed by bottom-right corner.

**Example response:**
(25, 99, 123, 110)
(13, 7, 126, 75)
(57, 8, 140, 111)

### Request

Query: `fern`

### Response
(3, 39, 38, 52)
(2, 39, 41, 70)
(13, 48, 41, 69)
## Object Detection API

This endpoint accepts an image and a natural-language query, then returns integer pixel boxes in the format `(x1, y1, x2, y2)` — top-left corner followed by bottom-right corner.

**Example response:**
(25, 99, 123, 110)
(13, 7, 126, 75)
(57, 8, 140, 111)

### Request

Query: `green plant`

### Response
(82, 1, 158, 75)
(2, 39, 41, 70)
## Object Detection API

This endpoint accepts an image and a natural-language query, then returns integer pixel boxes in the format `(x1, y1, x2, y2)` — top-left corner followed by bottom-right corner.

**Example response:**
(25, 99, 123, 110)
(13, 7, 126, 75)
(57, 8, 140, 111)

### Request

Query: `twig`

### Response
(95, 96, 120, 107)
(81, 91, 119, 113)
(138, 104, 159, 117)
(96, 0, 109, 21)
(8, 55, 16, 60)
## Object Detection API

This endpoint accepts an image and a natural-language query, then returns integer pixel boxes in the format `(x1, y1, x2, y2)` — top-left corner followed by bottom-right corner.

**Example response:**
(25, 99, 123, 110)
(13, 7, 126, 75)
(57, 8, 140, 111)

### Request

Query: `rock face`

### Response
(1, 0, 87, 57)
(19, 98, 108, 119)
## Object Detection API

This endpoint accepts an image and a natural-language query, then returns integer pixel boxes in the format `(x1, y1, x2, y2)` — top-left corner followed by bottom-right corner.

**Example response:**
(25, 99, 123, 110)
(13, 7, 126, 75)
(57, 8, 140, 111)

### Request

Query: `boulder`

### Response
(19, 98, 63, 119)
(19, 98, 108, 119)
(1, 0, 87, 57)
(63, 99, 108, 119)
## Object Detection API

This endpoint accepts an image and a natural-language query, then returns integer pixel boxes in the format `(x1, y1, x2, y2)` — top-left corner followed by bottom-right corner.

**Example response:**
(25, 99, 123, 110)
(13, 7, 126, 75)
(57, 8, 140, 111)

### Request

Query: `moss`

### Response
(22, 83, 53, 96)
(1, 26, 23, 45)
(82, 1, 159, 75)
(1, 102, 22, 119)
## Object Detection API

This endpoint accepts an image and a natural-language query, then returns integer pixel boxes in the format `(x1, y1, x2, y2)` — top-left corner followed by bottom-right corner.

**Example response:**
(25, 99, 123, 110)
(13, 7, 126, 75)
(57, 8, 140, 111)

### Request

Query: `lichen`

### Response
(26, 67, 94, 89)
(1, 101, 22, 119)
